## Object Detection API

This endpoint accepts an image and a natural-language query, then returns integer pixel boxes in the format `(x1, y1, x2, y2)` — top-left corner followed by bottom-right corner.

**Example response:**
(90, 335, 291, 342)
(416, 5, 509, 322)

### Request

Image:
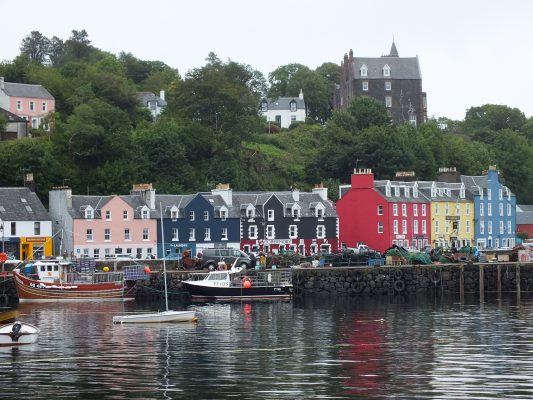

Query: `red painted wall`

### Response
(517, 224, 533, 238)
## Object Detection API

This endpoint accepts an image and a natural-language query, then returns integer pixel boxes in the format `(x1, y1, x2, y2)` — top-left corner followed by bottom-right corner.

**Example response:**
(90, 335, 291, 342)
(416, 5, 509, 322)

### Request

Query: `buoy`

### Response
(103, 266, 110, 273)
(243, 278, 252, 289)
(144, 266, 151, 273)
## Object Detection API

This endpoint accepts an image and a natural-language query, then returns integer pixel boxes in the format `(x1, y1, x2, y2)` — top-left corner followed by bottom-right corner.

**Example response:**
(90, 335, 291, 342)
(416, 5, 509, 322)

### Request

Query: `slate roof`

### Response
(69, 195, 112, 219)
(1, 82, 54, 100)
(261, 96, 305, 110)
(0, 187, 50, 221)
(137, 92, 167, 107)
(517, 205, 533, 225)
(349, 56, 421, 80)
(0, 107, 27, 122)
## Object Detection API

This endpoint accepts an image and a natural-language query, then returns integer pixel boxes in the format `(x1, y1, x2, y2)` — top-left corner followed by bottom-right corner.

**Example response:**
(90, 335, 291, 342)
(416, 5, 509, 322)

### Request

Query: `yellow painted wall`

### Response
(19, 236, 53, 260)
(431, 201, 475, 248)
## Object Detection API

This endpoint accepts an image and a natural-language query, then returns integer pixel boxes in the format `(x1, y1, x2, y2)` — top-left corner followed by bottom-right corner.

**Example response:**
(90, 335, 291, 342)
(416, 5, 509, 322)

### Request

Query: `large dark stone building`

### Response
(334, 42, 427, 126)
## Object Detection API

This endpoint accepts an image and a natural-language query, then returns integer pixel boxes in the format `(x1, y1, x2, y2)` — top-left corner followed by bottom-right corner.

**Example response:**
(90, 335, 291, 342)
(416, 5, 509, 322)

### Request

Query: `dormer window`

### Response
(413, 184, 418, 198)
(404, 187, 410, 197)
(171, 210, 178, 221)
(383, 64, 391, 77)
(141, 208, 149, 219)
(431, 185, 437, 198)
(289, 100, 297, 112)
(360, 64, 368, 77)
(261, 101, 268, 112)
(460, 185, 465, 199)
(292, 208, 300, 219)
(385, 181, 391, 197)
(85, 207, 94, 220)
(394, 186, 400, 197)
(220, 210, 227, 220)
(316, 208, 324, 219)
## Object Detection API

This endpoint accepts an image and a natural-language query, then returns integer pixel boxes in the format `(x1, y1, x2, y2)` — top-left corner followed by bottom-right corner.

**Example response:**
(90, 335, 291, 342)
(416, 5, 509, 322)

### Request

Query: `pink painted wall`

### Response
(8, 96, 55, 128)
(73, 196, 157, 257)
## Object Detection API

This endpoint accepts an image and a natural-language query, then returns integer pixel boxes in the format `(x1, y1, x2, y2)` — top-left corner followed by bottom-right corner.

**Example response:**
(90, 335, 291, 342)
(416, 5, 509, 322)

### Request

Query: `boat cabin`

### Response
(31, 260, 73, 283)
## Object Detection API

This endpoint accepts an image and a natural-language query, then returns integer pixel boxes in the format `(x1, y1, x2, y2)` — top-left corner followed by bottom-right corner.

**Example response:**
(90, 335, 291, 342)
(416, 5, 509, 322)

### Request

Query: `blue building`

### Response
(461, 166, 516, 249)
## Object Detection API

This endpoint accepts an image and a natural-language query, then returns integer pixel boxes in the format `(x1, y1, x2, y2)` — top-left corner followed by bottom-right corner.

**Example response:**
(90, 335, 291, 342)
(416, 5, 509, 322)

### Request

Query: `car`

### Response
(201, 248, 252, 270)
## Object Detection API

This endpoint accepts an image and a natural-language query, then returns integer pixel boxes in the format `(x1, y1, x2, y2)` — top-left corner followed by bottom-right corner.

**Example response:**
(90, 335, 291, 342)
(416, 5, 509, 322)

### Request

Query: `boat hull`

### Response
(182, 281, 293, 301)
(0, 322, 39, 346)
(13, 272, 133, 302)
(113, 310, 197, 324)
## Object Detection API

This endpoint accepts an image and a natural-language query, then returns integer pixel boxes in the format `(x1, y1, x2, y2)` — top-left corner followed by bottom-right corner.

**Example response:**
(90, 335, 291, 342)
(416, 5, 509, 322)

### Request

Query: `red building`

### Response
(337, 169, 431, 253)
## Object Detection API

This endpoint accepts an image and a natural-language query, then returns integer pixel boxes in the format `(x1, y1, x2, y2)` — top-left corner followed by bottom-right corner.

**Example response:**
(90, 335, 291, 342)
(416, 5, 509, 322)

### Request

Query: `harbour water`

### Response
(2, 293, 533, 399)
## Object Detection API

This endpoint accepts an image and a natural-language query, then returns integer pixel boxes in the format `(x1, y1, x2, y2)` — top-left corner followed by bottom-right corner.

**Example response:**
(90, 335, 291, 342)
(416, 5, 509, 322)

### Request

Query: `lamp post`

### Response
(0, 221, 4, 253)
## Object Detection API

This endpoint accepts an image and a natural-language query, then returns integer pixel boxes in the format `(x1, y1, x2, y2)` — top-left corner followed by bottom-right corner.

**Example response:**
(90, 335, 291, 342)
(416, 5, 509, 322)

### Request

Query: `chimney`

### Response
(131, 183, 156, 209)
(291, 187, 300, 202)
(350, 168, 374, 189)
(299, 89, 303, 100)
(212, 183, 232, 206)
(159, 90, 165, 101)
(437, 167, 461, 183)
(24, 173, 36, 192)
(312, 183, 328, 201)
(0, 77, 4, 90)
(393, 171, 417, 182)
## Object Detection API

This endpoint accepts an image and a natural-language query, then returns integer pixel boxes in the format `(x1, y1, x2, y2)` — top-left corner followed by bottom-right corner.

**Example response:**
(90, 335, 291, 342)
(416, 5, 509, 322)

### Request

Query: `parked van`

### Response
(201, 248, 252, 270)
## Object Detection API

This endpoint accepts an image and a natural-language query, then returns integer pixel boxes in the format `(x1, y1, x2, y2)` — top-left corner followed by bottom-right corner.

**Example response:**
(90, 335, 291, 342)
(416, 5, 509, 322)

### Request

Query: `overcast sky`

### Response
(2, 0, 532, 121)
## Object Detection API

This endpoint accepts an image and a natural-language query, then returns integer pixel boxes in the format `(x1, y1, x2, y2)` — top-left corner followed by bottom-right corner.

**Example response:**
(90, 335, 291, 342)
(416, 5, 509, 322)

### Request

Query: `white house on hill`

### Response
(260, 89, 306, 129)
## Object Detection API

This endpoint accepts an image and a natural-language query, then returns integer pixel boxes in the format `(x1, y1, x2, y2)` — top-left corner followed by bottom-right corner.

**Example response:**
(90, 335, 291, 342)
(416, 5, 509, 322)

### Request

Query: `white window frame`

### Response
(143, 228, 149, 240)
(402, 220, 407, 234)
(316, 225, 326, 239)
(266, 225, 275, 239)
(16, 100, 22, 111)
(422, 220, 427, 234)
(413, 204, 418, 216)
(378, 221, 384, 233)
(267, 210, 274, 221)
(30, 101, 35, 111)
(393, 220, 398, 234)
(377, 205, 383, 215)
(124, 228, 130, 240)
(422, 204, 427, 216)
(123, 210, 128, 220)
(106, 210, 111, 221)
(86, 229, 93, 241)
(385, 96, 392, 108)
(249, 225, 258, 239)
(383, 65, 391, 76)
(172, 228, 179, 240)
(104, 228, 111, 241)
(385, 81, 391, 91)
(402, 203, 407, 217)
(189, 211, 195, 221)
(360, 64, 368, 76)
(204, 228, 211, 241)
(189, 228, 196, 241)
(413, 220, 419, 234)
(204, 211, 209, 221)
(393, 204, 398, 216)
(289, 225, 298, 239)
(362, 81, 368, 91)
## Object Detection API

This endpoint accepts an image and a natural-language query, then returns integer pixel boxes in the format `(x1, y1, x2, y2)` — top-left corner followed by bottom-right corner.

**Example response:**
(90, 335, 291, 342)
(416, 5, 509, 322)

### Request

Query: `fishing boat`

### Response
(182, 265, 293, 301)
(12, 259, 142, 302)
(112, 205, 197, 324)
(0, 321, 39, 345)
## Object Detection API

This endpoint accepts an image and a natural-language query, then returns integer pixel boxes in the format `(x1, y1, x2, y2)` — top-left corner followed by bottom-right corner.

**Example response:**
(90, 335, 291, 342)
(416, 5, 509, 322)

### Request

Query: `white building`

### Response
(260, 90, 306, 129)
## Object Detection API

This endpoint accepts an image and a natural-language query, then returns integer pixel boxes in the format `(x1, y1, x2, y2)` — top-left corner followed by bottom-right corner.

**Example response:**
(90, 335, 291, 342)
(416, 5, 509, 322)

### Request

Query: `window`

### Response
(16, 100, 22, 111)
(385, 81, 391, 91)
(10, 222, 16, 235)
(189, 228, 195, 241)
(123, 210, 128, 220)
(409, 114, 417, 126)
(289, 225, 298, 239)
(221, 227, 228, 240)
(189, 211, 195, 221)
(480, 203, 484, 216)
(290, 101, 297, 112)
(42, 102, 47, 112)
(106, 210, 111, 220)
(487, 189, 491, 200)
(500, 221, 504, 234)
(413, 220, 419, 234)
(393, 204, 398, 216)
(104, 228, 111, 241)
(413, 204, 418, 216)
(393, 220, 398, 234)
(291, 115, 296, 122)
(466, 220, 470, 234)
(395, 186, 400, 196)
(266, 225, 274, 239)
(422, 220, 427, 234)
(487, 203, 492, 216)
(86, 229, 93, 241)
(480, 222, 485, 234)
(383, 64, 391, 76)
(377, 205, 383, 215)
(488, 221, 492, 234)
(445, 220, 450, 234)
(507, 204, 511, 216)
(267, 210, 274, 221)
(445, 203, 449, 215)
(499, 203, 503, 216)
(402, 220, 407, 234)
(385, 96, 392, 108)
(422, 204, 427, 216)
(360, 64, 368, 76)
(172, 228, 178, 240)
(171, 210, 178, 221)
(143, 228, 149, 240)
(261, 101, 267, 112)
(435, 221, 439, 234)
(499, 189, 503, 200)
(34, 222, 40, 235)
(466, 203, 470, 215)
(378, 221, 384, 233)
(317, 225, 325, 238)
(316, 208, 324, 219)
(141, 209, 149, 219)
(32, 117, 38, 128)
(508, 220, 512, 234)
(93, 248, 100, 259)
(204, 211, 209, 221)
(124, 228, 130, 240)
(204, 228, 211, 240)
(402, 204, 407, 217)
(362, 81, 368, 91)
(220, 210, 227, 220)
(293, 208, 300, 219)
(30, 101, 35, 111)
(456, 204, 461, 216)
(249, 225, 258, 239)
(86, 208, 94, 219)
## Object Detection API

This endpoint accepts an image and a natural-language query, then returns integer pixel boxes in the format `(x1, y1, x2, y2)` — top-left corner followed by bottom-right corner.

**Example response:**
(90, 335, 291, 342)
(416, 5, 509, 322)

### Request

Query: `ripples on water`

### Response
(2, 294, 533, 399)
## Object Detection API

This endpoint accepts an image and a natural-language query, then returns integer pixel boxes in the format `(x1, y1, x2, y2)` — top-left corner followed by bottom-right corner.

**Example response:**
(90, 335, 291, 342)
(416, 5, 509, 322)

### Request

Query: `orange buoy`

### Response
(0, 253, 7, 263)
(243, 278, 252, 289)
(144, 265, 151, 273)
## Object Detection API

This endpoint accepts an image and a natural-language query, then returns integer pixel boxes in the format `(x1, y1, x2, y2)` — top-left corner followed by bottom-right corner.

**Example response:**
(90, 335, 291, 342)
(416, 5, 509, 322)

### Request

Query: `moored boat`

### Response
(182, 266, 293, 301)
(0, 321, 39, 345)
(13, 259, 143, 302)
(113, 310, 198, 324)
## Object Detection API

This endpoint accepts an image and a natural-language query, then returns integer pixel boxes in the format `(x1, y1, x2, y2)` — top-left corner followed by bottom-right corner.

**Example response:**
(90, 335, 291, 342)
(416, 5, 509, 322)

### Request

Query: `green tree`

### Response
(20, 31, 51, 65)
(463, 104, 526, 132)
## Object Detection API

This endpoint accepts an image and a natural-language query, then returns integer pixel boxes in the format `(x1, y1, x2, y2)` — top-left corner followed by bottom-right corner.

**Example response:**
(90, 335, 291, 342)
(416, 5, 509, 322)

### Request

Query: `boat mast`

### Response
(160, 204, 169, 312)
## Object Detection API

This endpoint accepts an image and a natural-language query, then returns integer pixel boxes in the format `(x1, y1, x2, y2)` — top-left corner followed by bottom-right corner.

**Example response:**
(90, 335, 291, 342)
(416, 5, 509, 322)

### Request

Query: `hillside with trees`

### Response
(2, 30, 533, 205)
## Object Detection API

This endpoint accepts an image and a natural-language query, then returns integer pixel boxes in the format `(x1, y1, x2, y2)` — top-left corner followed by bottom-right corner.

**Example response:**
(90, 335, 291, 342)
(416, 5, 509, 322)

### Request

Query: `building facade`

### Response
(0, 77, 55, 129)
(260, 90, 306, 129)
(334, 42, 427, 126)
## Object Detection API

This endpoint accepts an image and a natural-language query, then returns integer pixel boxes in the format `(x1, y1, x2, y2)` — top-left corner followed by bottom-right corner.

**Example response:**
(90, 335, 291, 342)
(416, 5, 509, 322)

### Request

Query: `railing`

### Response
(185, 269, 292, 286)
(66, 272, 124, 284)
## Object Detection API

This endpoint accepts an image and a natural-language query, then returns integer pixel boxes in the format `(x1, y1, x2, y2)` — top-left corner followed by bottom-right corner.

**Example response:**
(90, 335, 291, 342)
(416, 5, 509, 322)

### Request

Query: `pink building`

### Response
(0, 76, 55, 130)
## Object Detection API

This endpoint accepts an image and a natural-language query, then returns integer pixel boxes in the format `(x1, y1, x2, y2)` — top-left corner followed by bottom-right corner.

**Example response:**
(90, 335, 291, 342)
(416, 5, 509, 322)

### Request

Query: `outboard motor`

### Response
(10, 322, 22, 342)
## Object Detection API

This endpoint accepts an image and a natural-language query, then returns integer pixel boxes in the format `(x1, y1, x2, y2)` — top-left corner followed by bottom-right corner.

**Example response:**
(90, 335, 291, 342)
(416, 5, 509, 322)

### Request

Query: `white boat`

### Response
(0, 321, 39, 345)
(112, 310, 197, 324)
(113, 205, 197, 324)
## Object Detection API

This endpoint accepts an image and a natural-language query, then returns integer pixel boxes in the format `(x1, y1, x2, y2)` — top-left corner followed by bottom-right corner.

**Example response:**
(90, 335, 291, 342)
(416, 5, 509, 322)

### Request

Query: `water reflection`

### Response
(1, 295, 533, 398)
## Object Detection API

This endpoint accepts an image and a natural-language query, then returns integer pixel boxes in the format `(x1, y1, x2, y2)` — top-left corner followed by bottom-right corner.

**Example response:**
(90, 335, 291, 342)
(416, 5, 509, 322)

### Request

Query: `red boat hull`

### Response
(13, 272, 134, 302)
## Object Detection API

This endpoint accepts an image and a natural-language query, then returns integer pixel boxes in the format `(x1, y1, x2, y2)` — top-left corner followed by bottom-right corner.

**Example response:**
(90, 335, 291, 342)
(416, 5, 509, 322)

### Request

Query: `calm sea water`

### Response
(2, 293, 533, 399)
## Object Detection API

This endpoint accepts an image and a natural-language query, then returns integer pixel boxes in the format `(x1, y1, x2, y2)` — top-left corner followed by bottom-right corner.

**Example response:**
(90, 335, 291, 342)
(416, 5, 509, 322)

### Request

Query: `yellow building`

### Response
(419, 181, 475, 249)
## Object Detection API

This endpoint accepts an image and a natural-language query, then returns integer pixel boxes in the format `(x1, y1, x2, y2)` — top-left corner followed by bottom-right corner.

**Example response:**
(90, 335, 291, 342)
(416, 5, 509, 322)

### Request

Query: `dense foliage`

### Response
(2, 30, 533, 205)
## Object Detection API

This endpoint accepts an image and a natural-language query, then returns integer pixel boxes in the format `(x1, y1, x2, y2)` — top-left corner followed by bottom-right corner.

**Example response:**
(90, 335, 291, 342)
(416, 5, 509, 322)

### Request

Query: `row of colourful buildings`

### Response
(0, 166, 525, 262)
